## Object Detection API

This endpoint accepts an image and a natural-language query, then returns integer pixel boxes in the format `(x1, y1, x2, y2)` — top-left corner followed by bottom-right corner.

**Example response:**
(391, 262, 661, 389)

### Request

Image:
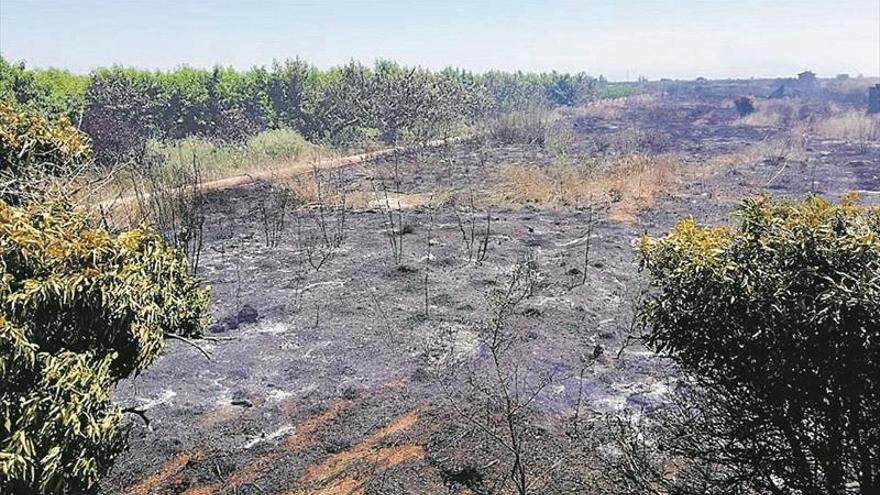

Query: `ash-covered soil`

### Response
(102, 96, 880, 495)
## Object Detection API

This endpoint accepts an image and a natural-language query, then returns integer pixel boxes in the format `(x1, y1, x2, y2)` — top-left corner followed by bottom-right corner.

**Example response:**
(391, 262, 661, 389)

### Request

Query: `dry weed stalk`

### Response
(815, 112, 880, 142)
(293, 166, 348, 272)
(441, 254, 552, 495)
(453, 189, 491, 264)
(130, 156, 206, 274)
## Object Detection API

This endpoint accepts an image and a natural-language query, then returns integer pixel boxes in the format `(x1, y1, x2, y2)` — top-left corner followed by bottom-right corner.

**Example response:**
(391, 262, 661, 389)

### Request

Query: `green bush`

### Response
(149, 127, 320, 178)
(0, 101, 93, 204)
(639, 195, 880, 494)
(0, 199, 210, 493)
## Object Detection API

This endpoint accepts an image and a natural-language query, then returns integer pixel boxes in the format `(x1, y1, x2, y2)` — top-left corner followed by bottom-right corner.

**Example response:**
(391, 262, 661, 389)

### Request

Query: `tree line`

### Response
(0, 57, 613, 164)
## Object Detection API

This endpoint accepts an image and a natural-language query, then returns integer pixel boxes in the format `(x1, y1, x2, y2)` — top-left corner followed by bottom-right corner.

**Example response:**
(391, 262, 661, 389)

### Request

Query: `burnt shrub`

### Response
(0, 199, 210, 493)
(733, 96, 756, 117)
(639, 195, 880, 494)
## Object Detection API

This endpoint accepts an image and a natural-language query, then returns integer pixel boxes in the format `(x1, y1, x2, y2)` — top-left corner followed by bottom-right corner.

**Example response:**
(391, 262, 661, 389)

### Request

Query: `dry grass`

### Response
(493, 154, 679, 223)
(179, 400, 353, 495)
(285, 171, 452, 211)
(735, 98, 833, 128)
(735, 99, 794, 127)
(814, 112, 880, 141)
(688, 149, 758, 177)
(491, 138, 797, 223)
(598, 155, 680, 222)
(578, 94, 656, 119)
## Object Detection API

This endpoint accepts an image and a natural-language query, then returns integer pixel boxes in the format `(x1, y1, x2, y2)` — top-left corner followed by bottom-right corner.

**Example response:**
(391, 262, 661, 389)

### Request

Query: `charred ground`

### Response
(103, 92, 880, 495)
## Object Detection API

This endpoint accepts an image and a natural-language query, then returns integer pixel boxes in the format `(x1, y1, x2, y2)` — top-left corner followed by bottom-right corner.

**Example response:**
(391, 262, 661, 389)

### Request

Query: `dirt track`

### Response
(102, 95, 880, 495)
(96, 136, 473, 213)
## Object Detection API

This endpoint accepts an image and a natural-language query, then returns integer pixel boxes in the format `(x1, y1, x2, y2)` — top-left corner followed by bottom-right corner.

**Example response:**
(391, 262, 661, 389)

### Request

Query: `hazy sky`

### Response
(1, 0, 878, 80)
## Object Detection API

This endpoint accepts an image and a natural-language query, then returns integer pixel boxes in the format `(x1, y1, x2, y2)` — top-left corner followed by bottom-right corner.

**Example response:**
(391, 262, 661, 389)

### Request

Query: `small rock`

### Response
(231, 399, 253, 408)
(237, 304, 259, 325)
(325, 436, 353, 454)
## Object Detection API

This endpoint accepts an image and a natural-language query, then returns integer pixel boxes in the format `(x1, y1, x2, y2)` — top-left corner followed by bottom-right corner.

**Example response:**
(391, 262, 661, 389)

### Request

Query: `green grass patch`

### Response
(148, 127, 326, 179)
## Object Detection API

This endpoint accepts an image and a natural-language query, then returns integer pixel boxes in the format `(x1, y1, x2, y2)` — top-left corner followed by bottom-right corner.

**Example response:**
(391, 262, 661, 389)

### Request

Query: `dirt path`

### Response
(95, 135, 471, 211)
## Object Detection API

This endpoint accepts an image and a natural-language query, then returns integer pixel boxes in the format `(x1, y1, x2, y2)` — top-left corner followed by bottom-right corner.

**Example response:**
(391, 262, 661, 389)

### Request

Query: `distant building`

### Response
(798, 70, 817, 82)
(797, 70, 821, 95)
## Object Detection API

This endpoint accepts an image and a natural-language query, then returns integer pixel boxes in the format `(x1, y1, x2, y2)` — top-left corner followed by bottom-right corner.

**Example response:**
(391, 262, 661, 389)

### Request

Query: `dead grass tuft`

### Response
(598, 155, 680, 222)
(736, 98, 833, 128)
(578, 94, 656, 119)
(814, 112, 880, 141)
(493, 154, 679, 223)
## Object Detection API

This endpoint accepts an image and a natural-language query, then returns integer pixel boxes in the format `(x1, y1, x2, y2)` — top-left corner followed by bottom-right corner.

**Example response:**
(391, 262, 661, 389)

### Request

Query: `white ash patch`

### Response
(418, 321, 480, 370)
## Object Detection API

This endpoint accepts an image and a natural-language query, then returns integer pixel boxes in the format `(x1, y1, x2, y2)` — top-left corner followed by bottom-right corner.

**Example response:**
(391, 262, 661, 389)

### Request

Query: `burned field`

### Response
(102, 94, 880, 494)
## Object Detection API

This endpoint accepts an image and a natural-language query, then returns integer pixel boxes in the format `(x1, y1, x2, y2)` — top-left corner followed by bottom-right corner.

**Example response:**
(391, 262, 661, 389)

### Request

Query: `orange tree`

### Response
(639, 195, 879, 494)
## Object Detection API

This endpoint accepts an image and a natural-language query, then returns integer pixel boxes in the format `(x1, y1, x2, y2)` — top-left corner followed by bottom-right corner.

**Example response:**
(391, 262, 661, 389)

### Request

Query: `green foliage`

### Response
(2, 55, 607, 164)
(82, 66, 163, 164)
(149, 127, 320, 177)
(734, 96, 756, 117)
(0, 58, 88, 118)
(593, 82, 641, 100)
(640, 195, 880, 494)
(0, 101, 93, 203)
(0, 199, 210, 493)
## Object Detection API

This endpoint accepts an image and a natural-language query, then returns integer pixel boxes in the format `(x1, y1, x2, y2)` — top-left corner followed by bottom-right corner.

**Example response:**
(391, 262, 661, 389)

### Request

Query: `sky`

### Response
(1, 0, 878, 80)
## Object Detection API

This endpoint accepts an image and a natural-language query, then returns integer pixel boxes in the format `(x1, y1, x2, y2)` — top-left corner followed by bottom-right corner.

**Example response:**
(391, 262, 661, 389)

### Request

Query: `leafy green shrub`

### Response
(0, 199, 210, 493)
(639, 195, 880, 494)
(0, 101, 93, 204)
(149, 128, 320, 178)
